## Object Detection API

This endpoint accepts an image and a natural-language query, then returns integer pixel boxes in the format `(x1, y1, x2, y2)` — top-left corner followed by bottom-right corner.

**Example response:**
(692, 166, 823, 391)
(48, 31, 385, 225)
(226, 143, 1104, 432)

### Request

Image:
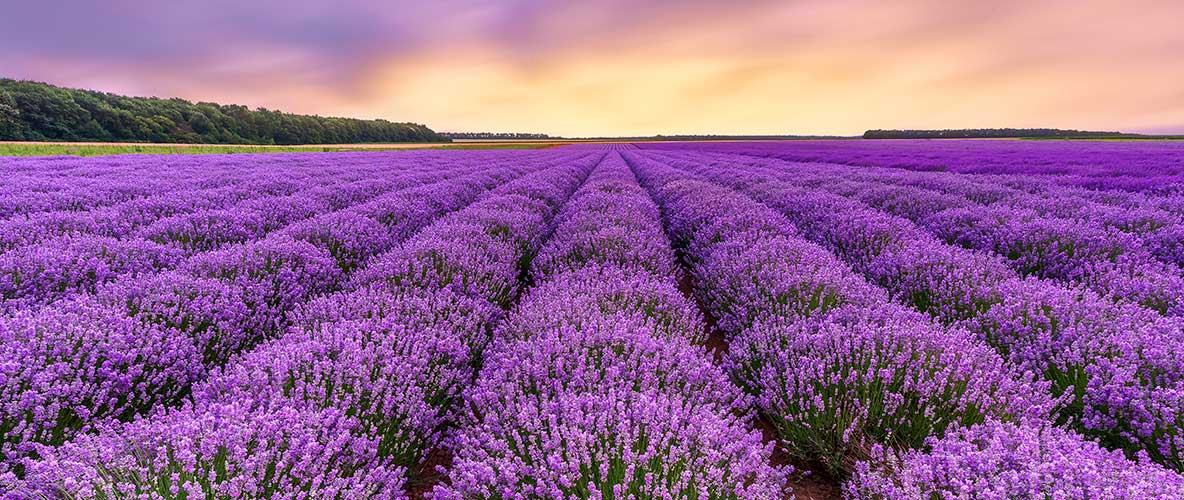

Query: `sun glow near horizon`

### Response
(2, 0, 1182, 136)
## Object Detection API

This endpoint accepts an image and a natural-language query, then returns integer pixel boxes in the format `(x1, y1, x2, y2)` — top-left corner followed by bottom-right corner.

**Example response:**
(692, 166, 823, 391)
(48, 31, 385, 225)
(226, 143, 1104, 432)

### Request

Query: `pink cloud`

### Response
(2, 0, 1182, 135)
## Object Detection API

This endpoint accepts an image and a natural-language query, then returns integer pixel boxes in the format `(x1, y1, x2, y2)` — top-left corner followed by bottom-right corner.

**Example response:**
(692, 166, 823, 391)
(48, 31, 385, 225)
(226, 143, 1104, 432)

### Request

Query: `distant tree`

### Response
(0, 78, 449, 144)
(863, 128, 1129, 139)
(0, 90, 23, 139)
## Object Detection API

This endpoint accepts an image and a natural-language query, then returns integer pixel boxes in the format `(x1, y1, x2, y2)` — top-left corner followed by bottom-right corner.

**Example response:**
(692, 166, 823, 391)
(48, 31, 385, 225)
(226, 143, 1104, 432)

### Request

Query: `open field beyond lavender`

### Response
(3, 140, 1184, 499)
(0, 141, 558, 157)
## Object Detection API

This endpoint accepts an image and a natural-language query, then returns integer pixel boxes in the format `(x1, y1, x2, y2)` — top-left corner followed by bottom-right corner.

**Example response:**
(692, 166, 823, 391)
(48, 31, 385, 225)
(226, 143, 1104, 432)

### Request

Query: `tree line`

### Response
(441, 132, 552, 140)
(863, 128, 1130, 139)
(0, 79, 447, 144)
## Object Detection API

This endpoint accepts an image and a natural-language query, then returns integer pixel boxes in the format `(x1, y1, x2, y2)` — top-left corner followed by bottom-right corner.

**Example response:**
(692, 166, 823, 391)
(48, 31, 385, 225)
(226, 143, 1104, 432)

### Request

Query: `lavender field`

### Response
(3, 141, 1184, 499)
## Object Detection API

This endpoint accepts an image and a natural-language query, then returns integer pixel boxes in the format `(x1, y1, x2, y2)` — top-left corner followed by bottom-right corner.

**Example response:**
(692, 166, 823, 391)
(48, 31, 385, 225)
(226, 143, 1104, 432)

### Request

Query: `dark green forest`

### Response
(863, 128, 1131, 139)
(0, 79, 447, 144)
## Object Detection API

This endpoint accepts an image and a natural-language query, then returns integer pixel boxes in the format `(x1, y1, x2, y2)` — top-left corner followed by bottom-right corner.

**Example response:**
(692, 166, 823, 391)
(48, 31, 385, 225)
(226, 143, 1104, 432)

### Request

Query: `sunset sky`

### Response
(2, 0, 1182, 136)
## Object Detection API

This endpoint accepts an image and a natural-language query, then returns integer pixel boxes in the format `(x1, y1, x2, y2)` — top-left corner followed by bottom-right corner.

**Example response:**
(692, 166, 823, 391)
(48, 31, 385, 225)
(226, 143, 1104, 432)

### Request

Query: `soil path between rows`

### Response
(676, 273, 843, 500)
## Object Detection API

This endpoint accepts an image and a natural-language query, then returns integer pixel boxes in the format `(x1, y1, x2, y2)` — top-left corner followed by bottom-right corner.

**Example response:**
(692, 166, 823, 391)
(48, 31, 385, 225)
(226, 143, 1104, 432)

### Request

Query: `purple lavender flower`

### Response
(181, 235, 343, 334)
(505, 263, 705, 343)
(439, 389, 785, 499)
(24, 403, 407, 499)
(95, 271, 258, 368)
(280, 211, 395, 272)
(193, 314, 473, 468)
(641, 148, 1184, 468)
(0, 235, 181, 311)
(845, 419, 1184, 499)
(1, 297, 203, 472)
(730, 304, 1053, 476)
(627, 151, 1054, 479)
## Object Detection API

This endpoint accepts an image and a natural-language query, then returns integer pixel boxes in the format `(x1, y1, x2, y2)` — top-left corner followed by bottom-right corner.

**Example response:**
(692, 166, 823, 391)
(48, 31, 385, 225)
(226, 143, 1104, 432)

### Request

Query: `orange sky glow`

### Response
(2, 0, 1182, 136)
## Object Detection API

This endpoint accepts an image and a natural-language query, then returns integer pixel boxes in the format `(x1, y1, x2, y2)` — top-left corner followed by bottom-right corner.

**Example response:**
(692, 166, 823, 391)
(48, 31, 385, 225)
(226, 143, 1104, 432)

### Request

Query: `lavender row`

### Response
(0, 182, 479, 481)
(0, 167, 399, 309)
(136, 167, 456, 256)
(658, 149, 1184, 317)
(797, 160, 1184, 269)
(0, 152, 498, 255)
(846, 419, 1184, 499)
(646, 151, 1184, 471)
(238, 153, 596, 493)
(0, 187, 364, 312)
(628, 152, 1184, 497)
(800, 162, 1184, 315)
(0, 149, 567, 248)
(1, 153, 589, 484)
(0, 152, 558, 312)
(637, 139, 1184, 192)
(648, 154, 1184, 478)
(724, 141, 1184, 219)
(625, 152, 1057, 483)
(0, 152, 364, 221)
(0, 150, 536, 221)
(12, 154, 600, 497)
(0, 181, 305, 252)
(832, 160, 1184, 225)
(437, 152, 786, 498)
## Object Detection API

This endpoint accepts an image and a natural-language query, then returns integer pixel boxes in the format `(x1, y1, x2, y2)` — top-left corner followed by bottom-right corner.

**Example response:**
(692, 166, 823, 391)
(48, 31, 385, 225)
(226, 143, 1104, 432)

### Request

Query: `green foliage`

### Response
(0, 142, 552, 157)
(863, 128, 1133, 139)
(0, 78, 448, 144)
(0, 90, 23, 140)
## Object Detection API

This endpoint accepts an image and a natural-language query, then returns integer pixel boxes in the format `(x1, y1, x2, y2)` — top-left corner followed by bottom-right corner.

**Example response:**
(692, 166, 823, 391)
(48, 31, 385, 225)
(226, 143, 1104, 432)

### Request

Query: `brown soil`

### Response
(677, 273, 729, 362)
(674, 269, 842, 500)
(753, 417, 844, 500)
(403, 254, 843, 499)
(404, 446, 453, 498)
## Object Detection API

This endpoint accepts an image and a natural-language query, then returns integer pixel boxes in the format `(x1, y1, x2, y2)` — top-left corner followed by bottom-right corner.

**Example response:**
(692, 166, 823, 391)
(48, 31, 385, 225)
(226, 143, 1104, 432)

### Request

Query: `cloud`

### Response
(2, 0, 1182, 135)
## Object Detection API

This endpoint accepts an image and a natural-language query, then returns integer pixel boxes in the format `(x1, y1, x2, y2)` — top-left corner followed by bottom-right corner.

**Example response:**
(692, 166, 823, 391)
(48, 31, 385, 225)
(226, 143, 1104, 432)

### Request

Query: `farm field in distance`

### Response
(0, 140, 562, 157)
(3, 139, 1184, 499)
